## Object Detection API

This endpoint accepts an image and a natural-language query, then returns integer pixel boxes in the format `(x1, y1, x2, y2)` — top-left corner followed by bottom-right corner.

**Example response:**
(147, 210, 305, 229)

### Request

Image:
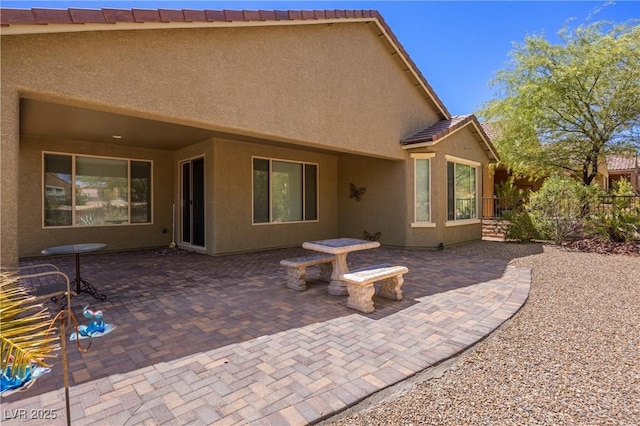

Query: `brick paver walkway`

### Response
(1, 246, 530, 425)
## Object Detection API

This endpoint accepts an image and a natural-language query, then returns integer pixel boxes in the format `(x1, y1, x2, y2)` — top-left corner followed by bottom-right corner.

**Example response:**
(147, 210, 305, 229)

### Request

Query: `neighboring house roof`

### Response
(0, 7, 450, 120)
(607, 155, 639, 172)
(401, 114, 499, 161)
(480, 121, 501, 142)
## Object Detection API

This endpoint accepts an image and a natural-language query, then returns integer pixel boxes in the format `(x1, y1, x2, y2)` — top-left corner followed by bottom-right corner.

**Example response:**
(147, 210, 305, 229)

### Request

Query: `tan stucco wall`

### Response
(0, 90, 19, 265)
(2, 21, 443, 260)
(18, 137, 174, 258)
(2, 23, 437, 158)
(337, 154, 408, 246)
(211, 139, 338, 254)
(335, 126, 493, 250)
(404, 126, 492, 248)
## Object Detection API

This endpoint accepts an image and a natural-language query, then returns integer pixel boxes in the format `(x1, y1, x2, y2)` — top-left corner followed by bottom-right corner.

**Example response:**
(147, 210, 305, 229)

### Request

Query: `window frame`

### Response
(251, 156, 319, 225)
(445, 155, 481, 227)
(42, 151, 153, 228)
(411, 153, 436, 228)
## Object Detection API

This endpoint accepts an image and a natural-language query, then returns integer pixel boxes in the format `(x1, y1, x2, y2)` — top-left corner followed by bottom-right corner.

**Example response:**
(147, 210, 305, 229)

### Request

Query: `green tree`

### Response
(482, 20, 640, 185)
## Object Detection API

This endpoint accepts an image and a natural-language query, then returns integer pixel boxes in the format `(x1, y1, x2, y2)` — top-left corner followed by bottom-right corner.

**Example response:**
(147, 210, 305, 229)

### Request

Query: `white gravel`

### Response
(326, 241, 640, 426)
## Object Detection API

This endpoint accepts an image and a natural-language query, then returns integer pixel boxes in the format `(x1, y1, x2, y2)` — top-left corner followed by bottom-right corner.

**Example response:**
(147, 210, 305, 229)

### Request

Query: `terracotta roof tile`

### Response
(223, 10, 244, 22)
(289, 10, 303, 20)
(69, 8, 107, 24)
(183, 9, 206, 22)
(480, 122, 501, 142)
(402, 115, 499, 161)
(103, 9, 135, 23)
(159, 9, 185, 23)
(243, 10, 261, 21)
(274, 10, 291, 21)
(0, 7, 383, 27)
(32, 8, 72, 24)
(607, 155, 638, 171)
(323, 10, 336, 19)
(0, 8, 37, 24)
(258, 10, 276, 21)
(132, 9, 162, 23)
(204, 10, 226, 22)
(402, 115, 473, 144)
(300, 10, 314, 20)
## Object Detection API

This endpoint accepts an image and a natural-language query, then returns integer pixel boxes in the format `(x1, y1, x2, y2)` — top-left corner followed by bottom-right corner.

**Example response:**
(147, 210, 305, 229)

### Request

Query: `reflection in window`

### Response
(131, 161, 152, 224)
(253, 158, 318, 224)
(415, 158, 431, 222)
(272, 161, 302, 222)
(43, 153, 152, 227)
(75, 157, 128, 226)
(44, 154, 72, 226)
(447, 161, 477, 221)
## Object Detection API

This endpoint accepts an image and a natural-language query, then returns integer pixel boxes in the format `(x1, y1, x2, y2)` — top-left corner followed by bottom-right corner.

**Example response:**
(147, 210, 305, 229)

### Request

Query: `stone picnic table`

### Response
(302, 238, 380, 295)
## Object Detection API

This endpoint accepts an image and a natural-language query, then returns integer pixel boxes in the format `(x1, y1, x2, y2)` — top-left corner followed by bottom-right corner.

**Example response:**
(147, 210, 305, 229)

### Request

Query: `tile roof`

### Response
(401, 114, 472, 144)
(607, 154, 639, 171)
(480, 121, 501, 142)
(401, 114, 499, 161)
(0, 7, 450, 119)
(0, 8, 376, 25)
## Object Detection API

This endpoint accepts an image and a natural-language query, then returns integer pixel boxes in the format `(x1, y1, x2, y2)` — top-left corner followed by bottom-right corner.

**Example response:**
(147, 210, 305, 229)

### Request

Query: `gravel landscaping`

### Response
(327, 240, 640, 425)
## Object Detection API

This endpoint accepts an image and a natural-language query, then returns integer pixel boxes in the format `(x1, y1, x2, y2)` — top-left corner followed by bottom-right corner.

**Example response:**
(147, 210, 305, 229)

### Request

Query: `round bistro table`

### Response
(41, 243, 107, 301)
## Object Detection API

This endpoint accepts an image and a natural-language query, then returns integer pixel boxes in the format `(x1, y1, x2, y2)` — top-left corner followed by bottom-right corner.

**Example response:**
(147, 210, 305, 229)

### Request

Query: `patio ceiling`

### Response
(19, 98, 374, 155)
(20, 98, 220, 150)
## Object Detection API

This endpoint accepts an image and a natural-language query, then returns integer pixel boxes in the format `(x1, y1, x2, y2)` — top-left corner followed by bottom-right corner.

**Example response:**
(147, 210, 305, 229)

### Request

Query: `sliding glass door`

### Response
(180, 157, 205, 248)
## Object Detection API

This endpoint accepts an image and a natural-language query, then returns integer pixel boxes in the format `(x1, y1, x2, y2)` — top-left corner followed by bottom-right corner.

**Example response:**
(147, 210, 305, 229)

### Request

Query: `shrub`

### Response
(586, 178, 640, 242)
(527, 175, 600, 244)
(503, 208, 540, 242)
(586, 209, 640, 242)
(611, 177, 635, 197)
(495, 178, 529, 213)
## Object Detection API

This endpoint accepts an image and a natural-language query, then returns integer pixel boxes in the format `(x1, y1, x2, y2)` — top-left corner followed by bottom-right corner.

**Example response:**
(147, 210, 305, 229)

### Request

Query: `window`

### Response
(43, 153, 152, 227)
(253, 158, 318, 224)
(412, 153, 434, 224)
(446, 157, 479, 221)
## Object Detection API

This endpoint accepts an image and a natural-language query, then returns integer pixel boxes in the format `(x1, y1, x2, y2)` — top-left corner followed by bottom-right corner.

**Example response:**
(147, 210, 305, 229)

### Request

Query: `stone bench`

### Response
(341, 263, 408, 313)
(280, 254, 335, 291)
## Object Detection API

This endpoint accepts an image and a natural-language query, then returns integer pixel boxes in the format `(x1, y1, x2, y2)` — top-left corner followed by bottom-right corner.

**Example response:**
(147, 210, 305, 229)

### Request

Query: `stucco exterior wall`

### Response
(404, 126, 492, 248)
(0, 90, 19, 265)
(18, 137, 174, 258)
(211, 139, 338, 253)
(1, 23, 437, 158)
(1, 20, 444, 261)
(337, 154, 408, 246)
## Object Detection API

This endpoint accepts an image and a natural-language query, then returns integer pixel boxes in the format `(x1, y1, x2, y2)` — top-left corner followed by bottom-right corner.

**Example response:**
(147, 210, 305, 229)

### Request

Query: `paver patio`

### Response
(1, 245, 530, 425)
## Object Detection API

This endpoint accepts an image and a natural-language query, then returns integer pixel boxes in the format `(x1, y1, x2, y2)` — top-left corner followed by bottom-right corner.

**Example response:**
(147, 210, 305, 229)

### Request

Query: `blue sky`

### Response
(2, 1, 638, 114)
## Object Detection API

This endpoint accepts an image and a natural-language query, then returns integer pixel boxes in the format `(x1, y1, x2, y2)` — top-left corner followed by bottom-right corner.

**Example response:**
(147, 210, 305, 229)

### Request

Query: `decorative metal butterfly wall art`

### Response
(349, 183, 366, 201)
(363, 231, 381, 241)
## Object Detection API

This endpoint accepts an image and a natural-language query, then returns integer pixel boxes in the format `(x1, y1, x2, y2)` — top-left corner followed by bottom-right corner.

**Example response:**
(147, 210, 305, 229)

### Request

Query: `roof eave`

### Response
(401, 140, 436, 150)
(0, 10, 373, 34)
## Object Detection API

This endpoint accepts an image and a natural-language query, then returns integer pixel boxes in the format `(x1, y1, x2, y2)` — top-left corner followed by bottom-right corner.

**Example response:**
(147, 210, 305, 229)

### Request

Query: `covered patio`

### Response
(4, 244, 530, 424)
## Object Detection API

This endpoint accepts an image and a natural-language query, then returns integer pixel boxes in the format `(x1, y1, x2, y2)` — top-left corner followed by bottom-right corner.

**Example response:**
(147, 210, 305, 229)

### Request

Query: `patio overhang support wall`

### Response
(0, 88, 20, 266)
